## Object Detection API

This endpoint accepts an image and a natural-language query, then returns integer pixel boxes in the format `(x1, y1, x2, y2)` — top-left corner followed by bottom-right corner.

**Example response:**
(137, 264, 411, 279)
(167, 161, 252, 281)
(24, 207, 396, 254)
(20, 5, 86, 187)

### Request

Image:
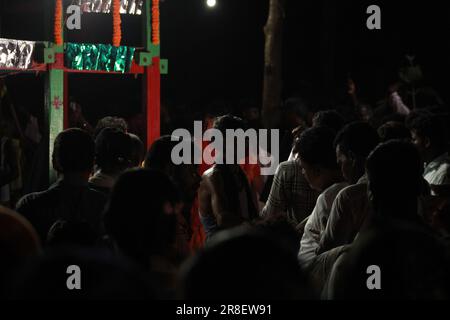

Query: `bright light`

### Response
(206, 0, 217, 8)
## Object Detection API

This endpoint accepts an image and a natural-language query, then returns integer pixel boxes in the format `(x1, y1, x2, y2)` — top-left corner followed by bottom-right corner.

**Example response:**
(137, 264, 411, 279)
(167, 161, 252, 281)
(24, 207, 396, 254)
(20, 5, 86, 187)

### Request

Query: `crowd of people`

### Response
(1, 72, 450, 300)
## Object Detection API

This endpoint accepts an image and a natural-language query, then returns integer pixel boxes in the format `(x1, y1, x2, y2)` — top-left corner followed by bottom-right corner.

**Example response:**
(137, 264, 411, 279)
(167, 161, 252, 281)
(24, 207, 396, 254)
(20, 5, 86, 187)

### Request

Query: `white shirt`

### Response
(318, 176, 371, 253)
(298, 182, 348, 270)
(423, 152, 450, 186)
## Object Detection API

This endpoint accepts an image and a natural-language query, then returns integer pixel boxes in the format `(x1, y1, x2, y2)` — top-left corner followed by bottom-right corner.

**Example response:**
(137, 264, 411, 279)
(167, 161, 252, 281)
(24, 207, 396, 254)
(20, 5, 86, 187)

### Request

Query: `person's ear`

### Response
(52, 155, 62, 173)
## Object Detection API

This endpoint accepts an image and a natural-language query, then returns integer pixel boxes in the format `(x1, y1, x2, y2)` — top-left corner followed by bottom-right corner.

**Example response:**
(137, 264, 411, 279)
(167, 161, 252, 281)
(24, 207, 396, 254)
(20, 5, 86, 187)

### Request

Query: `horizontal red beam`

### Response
(0, 63, 47, 73)
(1, 62, 145, 76)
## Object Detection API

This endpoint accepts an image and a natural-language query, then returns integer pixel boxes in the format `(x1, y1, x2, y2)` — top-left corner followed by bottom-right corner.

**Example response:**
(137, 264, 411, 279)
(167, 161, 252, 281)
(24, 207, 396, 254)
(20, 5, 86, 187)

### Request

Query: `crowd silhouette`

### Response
(1, 71, 450, 300)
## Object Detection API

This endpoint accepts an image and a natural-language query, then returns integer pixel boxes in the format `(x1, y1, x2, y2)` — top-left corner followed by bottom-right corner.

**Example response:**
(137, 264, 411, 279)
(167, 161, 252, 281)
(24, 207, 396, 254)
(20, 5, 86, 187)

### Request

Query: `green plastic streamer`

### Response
(65, 43, 135, 73)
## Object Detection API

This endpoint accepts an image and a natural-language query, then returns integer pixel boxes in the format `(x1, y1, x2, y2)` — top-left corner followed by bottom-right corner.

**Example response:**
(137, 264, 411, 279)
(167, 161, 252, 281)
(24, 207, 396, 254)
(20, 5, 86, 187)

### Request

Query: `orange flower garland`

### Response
(112, 0, 122, 47)
(54, 0, 63, 45)
(152, 0, 160, 45)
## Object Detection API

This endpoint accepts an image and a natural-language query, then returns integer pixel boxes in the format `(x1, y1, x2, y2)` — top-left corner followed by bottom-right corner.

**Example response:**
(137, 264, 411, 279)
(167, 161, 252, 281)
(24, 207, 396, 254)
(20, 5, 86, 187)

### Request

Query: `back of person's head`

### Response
(312, 110, 346, 133)
(335, 122, 380, 159)
(53, 128, 95, 174)
(406, 113, 448, 151)
(104, 169, 180, 265)
(128, 133, 145, 168)
(213, 115, 247, 161)
(377, 121, 411, 143)
(0, 206, 40, 297)
(95, 127, 132, 174)
(213, 114, 246, 134)
(145, 136, 201, 202)
(93, 116, 128, 139)
(329, 224, 450, 300)
(253, 215, 301, 256)
(11, 247, 155, 299)
(366, 140, 423, 218)
(293, 126, 338, 170)
(180, 227, 313, 300)
(144, 135, 180, 171)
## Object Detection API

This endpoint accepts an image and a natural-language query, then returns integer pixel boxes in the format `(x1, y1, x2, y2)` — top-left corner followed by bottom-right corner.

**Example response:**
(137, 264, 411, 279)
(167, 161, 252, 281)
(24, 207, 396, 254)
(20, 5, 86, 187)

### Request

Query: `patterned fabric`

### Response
(261, 160, 319, 226)
(298, 182, 349, 270)
(318, 176, 370, 254)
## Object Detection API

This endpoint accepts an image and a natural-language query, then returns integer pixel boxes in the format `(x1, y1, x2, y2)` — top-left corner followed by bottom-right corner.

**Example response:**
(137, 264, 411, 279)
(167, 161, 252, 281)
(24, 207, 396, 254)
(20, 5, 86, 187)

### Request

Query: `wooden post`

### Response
(262, 0, 285, 130)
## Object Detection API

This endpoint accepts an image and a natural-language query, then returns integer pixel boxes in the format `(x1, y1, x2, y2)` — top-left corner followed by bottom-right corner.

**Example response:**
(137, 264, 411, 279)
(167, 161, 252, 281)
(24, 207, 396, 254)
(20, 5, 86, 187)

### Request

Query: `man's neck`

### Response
(58, 172, 90, 186)
(425, 149, 447, 165)
(375, 201, 418, 222)
(320, 170, 344, 192)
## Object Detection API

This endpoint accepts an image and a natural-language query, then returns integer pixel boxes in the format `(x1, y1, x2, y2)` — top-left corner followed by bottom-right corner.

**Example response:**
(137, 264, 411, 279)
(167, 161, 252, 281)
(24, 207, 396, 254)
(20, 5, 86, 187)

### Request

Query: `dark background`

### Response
(1, 0, 449, 128)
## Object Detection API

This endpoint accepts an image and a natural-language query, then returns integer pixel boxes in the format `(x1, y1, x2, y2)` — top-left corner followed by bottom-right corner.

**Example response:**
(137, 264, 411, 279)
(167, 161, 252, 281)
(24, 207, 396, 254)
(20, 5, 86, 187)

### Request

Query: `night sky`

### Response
(1, 0, 449, 127)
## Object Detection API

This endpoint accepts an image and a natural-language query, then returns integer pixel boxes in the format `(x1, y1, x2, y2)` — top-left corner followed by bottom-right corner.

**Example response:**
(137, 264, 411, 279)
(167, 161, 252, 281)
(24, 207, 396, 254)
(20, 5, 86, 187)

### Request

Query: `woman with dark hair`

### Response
(198, 115, 258, 240)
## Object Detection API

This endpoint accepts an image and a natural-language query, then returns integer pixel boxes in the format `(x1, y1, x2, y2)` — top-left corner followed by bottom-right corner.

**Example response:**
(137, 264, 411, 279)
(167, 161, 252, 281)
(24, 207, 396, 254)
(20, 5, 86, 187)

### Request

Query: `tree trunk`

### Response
(262, 0, 285, 130)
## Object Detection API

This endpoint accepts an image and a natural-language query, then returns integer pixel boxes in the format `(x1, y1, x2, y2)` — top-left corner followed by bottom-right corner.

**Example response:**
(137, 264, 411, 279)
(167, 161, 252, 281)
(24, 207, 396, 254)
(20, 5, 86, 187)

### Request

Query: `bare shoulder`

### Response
(201, 166, 223, 187)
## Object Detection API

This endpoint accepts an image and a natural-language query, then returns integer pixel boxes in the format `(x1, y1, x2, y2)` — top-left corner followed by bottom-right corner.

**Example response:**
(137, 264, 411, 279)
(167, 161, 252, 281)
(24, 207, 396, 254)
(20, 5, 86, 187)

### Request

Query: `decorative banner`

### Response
(54, 0, 63, 45)
(65, 43, 135, 73)
(72, 0, 144, 15)
(0, 38, 35, 69)
(113, 0, 122, 46)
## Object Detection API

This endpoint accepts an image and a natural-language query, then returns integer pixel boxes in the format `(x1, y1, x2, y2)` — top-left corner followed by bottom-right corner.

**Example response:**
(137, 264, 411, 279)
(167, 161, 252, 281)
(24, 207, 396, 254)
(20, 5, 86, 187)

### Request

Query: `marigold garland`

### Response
(152, 0, 160, 45)
(113, 0, 122, 47)
(54, 0, 63, 45)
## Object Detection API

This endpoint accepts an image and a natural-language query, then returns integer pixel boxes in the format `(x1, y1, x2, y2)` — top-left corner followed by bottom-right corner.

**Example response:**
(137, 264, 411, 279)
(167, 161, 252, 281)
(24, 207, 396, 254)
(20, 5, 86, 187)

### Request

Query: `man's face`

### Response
(411, 130, 428, 158)
(299, 157, 321, 191)
(336, 145, 354, 183)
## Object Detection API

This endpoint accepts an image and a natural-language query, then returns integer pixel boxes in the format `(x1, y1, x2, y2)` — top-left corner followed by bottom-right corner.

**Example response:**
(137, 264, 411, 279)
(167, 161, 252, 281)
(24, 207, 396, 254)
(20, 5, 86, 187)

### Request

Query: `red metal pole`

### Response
(146, 57, 161, 148)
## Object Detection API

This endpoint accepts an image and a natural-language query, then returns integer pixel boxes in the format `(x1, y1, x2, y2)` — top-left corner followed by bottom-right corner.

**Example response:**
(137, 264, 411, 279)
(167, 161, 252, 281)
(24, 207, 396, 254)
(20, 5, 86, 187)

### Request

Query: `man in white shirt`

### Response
(408, 113, 450, 187)
(317, 122, 380, 254)
(326, 141, 447, 299)
(295, 127, 347, 293)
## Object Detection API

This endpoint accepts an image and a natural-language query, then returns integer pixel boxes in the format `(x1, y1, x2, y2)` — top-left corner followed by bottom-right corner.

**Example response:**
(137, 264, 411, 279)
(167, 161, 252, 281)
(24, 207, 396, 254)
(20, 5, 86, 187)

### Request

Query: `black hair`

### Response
(95, 127, 132, 173)
(334, 122, 380, 159)
(93, 116, 128, 139)
(283, 97, 312, 121)
(180, 228, 312, 300)
(294, 126, 338, 170)
(213, 114, 247, 133)
(312, 110, 346, 133)
(103, 169, 180, 266)
(144, 135, 181, 171)
(377, 121, 411, 143)
(211, 115, 257, 220)
(11, 247, 155, 299)
(53, 128, 94, 173)
(406, 114, 448, 150)
(366, 140, 423, 218)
